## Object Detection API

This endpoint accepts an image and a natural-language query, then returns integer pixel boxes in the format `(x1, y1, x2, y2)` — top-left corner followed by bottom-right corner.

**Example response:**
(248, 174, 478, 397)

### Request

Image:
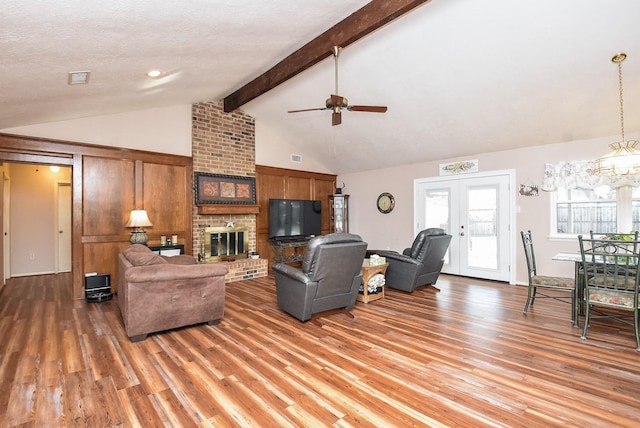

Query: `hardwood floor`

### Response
(1, 273, 640, 427)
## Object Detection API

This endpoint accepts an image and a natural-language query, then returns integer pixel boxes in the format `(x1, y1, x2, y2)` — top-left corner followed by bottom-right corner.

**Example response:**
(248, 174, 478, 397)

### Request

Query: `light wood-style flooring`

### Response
(1, 273, 640, 427)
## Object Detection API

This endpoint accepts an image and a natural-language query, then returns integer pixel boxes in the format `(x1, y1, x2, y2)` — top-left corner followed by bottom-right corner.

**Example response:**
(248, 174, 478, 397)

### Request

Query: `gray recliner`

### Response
(375, 228, 452, 293)
(272, 233, 368, 322)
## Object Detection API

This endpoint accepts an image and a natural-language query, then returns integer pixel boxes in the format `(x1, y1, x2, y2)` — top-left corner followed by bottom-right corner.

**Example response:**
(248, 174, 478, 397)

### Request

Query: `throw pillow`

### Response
(126, 251, 168, 266)
(122, 244, 152, 257)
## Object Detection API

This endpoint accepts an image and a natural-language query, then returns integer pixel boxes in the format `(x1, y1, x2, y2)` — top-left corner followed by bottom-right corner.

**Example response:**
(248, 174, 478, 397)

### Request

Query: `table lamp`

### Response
(125, 209, 153, 244)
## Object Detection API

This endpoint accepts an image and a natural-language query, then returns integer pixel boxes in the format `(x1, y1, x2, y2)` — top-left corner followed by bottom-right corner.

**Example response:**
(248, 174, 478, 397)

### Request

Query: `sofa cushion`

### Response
(162, 255, 197, 265)
(126, 251, 168, 266)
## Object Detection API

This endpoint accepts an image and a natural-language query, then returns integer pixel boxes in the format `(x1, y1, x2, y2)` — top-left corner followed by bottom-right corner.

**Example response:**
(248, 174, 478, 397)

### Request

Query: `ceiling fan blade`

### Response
(348, 105, 388, 113)
(332, 110, 342, 126)
(288, 107, 327, 113)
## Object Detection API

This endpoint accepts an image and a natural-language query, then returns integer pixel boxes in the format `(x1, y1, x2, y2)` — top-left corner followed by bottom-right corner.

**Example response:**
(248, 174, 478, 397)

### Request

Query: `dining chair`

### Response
(521, 230, 575, 321)
(577, 231, 640, 316)
(589, 231, 638, 248)
(578, 236, 640, 351)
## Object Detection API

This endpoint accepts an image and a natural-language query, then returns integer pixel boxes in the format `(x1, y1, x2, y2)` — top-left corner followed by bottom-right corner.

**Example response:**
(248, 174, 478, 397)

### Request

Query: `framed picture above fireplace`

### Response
(194, 172, 256, 205)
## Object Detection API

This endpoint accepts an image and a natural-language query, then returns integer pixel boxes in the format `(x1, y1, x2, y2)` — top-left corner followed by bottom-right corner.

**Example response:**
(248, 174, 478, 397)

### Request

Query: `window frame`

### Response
(550, 185, 635, 238)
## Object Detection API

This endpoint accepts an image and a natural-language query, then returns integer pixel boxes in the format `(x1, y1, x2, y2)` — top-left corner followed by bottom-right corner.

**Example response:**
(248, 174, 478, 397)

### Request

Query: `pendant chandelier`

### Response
(594, 53, 640, 176)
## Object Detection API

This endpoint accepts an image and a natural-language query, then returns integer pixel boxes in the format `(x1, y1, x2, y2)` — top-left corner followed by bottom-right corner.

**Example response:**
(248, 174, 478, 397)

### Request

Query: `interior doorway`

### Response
(2, 163, 72, 278)
(414, 170, 515, 284)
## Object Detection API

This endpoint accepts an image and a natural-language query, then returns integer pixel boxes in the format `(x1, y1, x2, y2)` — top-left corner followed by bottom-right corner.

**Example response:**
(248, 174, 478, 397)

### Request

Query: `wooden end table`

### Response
(357, 259, 388, 303)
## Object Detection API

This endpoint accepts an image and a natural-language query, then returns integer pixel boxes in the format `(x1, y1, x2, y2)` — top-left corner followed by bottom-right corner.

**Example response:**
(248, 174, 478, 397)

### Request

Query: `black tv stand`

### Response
(269, 236, 312, 263)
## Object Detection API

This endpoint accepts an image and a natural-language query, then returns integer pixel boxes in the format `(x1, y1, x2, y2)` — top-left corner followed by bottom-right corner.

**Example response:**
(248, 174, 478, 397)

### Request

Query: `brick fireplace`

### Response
(191, 100, 257, 262)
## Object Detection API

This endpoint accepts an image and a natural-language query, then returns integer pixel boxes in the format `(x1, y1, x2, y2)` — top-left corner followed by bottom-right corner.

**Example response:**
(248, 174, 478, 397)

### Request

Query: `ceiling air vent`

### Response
(68, 71, 91, 85)
(290, 154, 302, 163)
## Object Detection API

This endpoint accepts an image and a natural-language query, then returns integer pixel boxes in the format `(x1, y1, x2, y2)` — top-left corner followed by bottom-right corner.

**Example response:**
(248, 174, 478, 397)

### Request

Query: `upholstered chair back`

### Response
(302, 233, 367, 297)
(380, 227, 451, 292)
(404, 228, 452, 276)
(273, 232, 368, 322)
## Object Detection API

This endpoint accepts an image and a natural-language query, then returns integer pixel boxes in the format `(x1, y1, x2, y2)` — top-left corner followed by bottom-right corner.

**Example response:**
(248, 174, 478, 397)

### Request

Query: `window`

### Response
(552, 185, 640, 235)
(632, 187, 640, 231)
(546, 160, 640, 235)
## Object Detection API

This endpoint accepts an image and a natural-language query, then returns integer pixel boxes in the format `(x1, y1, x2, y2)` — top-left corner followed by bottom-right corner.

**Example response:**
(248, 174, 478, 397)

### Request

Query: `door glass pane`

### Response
(425, 189, 449, 231)
(467, 186, 497, 269)
(425, 189, 450, 264)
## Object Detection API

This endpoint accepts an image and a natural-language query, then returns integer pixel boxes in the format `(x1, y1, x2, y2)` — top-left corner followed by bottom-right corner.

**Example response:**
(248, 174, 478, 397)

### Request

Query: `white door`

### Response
(415, 170, 514, 283)
(56, 182, 72, 272)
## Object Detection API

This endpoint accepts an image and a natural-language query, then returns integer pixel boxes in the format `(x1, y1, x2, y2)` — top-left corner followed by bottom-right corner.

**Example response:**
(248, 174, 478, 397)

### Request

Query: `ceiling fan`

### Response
(288, 46, 388, 126)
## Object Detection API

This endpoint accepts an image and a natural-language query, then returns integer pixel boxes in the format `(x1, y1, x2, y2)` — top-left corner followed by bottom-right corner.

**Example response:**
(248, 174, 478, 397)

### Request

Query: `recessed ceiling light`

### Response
(146, 70, 162, 78)
(68, 71, 90, 85)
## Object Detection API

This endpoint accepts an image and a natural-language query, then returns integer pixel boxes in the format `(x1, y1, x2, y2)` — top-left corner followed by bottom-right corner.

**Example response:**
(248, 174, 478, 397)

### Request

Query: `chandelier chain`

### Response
(617, 57, 625, 142)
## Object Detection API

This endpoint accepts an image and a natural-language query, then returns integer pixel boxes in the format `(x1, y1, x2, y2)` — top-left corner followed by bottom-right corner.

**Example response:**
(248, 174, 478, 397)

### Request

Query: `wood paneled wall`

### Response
(0, 133, 193, 299)
(255, 165, 336, 267)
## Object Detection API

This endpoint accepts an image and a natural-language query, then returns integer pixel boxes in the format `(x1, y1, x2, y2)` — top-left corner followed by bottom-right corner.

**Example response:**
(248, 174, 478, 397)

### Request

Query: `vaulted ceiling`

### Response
(3, 0, 640, 173)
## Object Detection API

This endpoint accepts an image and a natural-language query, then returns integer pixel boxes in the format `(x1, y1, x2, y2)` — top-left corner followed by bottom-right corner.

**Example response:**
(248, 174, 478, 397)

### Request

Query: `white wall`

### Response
(1, 105, 193, 156)
(254, 120, 334, 173)
(9, 164, 71, 276)
(338, 132, 640, 285)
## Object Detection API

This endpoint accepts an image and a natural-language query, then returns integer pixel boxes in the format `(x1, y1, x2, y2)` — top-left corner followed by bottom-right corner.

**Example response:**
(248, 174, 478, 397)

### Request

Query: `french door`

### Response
(414, 170, 515, 283)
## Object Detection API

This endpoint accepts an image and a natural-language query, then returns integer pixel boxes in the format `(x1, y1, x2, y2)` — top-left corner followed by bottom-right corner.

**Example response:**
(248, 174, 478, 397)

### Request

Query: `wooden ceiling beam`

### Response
(223, 0, 431, 112)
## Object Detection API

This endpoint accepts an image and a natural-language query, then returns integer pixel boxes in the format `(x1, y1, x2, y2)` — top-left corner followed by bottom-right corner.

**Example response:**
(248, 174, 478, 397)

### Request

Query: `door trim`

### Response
(55, 181, 72, 273)
(414, 169, 516, 284)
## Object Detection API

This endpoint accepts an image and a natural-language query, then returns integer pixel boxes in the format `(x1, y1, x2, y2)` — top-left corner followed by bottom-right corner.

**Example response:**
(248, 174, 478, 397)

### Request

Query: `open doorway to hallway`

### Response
(1, 162, 71, 281)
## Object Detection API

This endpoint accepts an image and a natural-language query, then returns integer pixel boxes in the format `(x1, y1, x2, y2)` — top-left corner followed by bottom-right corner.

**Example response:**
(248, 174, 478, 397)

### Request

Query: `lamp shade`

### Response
(125, 210, 153, 228)
(594, 141, 640, 176)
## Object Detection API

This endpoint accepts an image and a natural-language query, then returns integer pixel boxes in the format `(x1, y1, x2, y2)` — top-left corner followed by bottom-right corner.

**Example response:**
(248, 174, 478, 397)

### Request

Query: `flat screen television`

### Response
(268, 199, 322, 240)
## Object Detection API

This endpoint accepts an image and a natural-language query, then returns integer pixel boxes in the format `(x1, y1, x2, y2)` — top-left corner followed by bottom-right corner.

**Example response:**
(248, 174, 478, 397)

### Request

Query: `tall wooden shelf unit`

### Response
(329, 194, 349, 233)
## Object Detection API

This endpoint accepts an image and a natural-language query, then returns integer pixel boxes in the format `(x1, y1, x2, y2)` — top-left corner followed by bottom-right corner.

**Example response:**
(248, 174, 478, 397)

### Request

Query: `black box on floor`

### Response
(85, 273, 113, 302)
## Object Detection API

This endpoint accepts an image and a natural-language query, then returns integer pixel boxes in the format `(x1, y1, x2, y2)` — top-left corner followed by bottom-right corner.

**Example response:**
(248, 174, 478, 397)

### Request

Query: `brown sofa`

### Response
(117, 244, 228, 342)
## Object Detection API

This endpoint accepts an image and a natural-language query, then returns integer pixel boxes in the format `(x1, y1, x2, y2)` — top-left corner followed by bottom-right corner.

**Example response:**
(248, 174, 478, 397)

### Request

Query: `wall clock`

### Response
(377, 192, 395, 214)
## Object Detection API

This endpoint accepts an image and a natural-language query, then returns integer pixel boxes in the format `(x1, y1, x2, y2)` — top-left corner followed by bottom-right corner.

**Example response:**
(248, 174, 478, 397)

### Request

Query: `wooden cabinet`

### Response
(255, 165, 336, 268)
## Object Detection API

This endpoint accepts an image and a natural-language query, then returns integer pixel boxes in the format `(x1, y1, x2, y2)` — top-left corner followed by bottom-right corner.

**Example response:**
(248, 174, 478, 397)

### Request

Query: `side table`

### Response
(148, 244, 185, 256)
(357, 259, 388, 303)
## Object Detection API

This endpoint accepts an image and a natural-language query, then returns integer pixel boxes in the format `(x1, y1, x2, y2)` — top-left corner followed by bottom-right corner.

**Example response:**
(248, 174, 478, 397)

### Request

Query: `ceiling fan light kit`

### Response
(288, 46, 387, 126)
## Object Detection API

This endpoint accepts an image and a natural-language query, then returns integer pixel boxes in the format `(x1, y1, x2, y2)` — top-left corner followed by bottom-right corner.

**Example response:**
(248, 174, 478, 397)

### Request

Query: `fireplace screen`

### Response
(203, 227, 248, 262)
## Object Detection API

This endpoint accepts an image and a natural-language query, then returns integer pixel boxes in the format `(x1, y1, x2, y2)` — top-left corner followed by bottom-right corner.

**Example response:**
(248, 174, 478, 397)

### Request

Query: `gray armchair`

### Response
(376, 228, 452, 293)
(272, 233, 368, 322)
